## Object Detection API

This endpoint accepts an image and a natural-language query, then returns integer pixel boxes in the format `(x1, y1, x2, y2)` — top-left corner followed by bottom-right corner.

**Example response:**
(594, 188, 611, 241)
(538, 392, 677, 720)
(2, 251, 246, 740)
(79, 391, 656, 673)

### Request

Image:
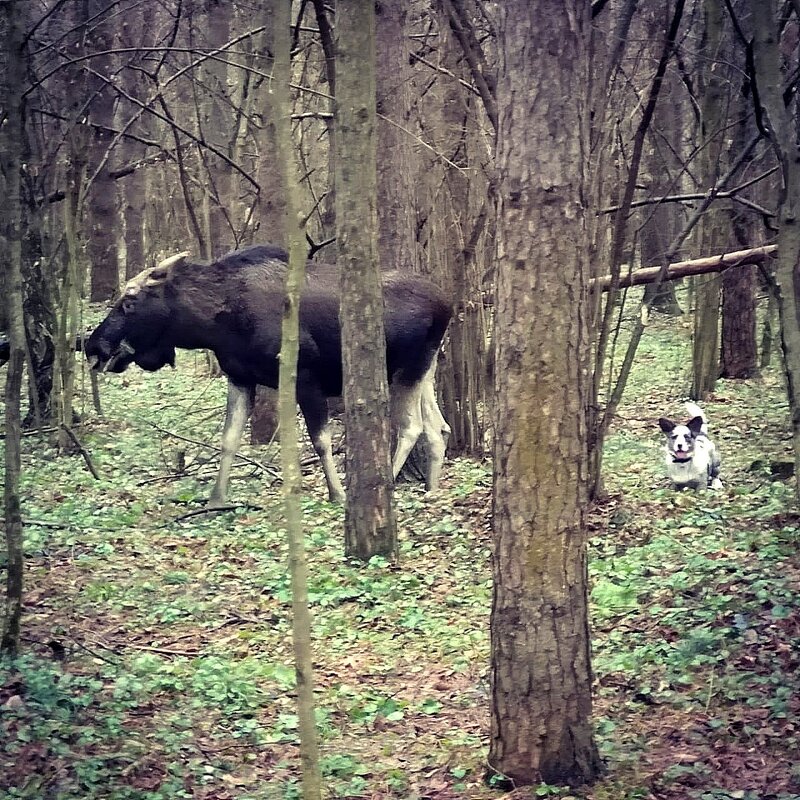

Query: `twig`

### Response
(60, 424, 100, 479)
(139, 417, 280, 478)
(167, 504, 263, 525)
(71, 637, 120, 665)
(0, 422, 86, 440)
(1, 517, 73, 529)
(84, 635, 199, 658)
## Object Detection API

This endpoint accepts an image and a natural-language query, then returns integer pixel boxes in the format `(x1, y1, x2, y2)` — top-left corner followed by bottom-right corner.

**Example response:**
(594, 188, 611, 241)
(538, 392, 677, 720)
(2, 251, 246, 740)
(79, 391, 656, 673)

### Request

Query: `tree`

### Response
(87, 0, 120, 301)
(433, 0, 494, 458)
(490, 0, 600, 786)
(335, 0, 397, 560)
(748, 0, 800, 499)
(271, 0, 322, 795)
(1, 0, 27, 657)
(375, 0, 419, 274)
(691, 0, 729, 399)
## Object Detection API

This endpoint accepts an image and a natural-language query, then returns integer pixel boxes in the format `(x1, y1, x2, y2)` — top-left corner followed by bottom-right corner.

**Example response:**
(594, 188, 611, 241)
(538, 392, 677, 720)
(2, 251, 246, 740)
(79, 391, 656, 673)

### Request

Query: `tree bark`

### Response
(272, 1, 322, 795)
(1, 0, 27, 657)
(749, 0, 800, 501)
(201, 0, 234, 254)
(429, 0, 490, 458)
(249, 1, 283, 445)
(720, 102, 758, 379)
(491, 0, 600, 786)
(375, 0, 419, 274)
(117, 4, 149, 279)
(87, 0, 120, 301)
(691, 0, 728, 399)
(335, 0, 397, 560)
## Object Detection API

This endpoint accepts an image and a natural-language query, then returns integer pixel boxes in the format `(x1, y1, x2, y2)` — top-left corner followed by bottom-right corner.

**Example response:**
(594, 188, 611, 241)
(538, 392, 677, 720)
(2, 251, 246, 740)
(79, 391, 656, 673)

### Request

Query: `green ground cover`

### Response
(1, 311, 799, 799)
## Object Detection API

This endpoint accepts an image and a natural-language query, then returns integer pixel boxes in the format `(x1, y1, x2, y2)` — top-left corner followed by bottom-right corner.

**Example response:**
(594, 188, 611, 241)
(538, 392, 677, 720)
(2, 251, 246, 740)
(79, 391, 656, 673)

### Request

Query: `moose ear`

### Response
(687, 416, 704, 435)
(146, 250, 190, 286)
(659, 418, 676, 433)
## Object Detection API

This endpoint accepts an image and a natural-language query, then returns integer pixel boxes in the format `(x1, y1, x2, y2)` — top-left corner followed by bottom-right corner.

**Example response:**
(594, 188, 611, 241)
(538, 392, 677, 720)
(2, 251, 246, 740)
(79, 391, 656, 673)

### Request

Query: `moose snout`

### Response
(84, 338, 111, 369)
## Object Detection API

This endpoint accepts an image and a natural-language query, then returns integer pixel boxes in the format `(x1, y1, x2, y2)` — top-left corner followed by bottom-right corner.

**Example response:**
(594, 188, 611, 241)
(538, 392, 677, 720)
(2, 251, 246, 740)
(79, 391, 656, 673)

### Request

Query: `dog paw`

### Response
(710, 478, 723, 490)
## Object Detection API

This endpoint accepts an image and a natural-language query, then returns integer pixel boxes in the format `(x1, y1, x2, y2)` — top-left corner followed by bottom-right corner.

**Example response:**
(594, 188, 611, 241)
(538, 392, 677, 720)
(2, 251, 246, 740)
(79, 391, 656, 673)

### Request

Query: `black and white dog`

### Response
(658, 402, 723, 490)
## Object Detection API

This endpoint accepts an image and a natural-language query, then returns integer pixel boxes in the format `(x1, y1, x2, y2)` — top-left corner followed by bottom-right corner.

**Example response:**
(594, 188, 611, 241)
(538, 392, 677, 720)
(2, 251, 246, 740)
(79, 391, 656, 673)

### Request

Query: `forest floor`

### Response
(1, 308, 799, 800)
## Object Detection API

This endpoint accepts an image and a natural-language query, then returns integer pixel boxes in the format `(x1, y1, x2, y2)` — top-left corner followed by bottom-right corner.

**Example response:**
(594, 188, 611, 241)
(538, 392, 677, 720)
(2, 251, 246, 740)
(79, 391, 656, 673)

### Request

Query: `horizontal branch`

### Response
(591, 244, 777, 291)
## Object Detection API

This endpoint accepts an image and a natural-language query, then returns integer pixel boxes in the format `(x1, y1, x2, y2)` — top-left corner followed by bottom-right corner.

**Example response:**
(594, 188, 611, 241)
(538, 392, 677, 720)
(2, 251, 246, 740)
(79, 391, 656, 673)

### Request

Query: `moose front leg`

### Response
(209, 381, 254, 507)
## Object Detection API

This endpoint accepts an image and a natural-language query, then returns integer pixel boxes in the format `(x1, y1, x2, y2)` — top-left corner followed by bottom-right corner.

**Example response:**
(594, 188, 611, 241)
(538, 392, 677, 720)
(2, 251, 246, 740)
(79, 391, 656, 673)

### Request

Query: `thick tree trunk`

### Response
(491, 0, 600, 786)
(271, 1, 322, 795)
(335, 0, 397, 560)
(1, 0, 26, 657)
(750, 0, 800, 502)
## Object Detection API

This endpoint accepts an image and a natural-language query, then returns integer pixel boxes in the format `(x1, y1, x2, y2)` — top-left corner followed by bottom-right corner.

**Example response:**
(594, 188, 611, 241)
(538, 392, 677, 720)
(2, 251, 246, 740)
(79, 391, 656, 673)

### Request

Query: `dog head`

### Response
(659, 415, 705, 462)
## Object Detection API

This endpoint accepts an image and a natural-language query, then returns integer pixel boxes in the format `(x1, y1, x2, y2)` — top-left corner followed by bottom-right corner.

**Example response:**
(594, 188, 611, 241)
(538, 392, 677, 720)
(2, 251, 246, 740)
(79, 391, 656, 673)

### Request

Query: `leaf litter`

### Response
(1, 313, 799, 799)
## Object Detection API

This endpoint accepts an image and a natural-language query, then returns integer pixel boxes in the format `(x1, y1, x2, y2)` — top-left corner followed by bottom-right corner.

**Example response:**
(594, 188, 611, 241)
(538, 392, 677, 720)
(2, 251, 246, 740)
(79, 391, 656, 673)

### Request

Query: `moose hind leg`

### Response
(419, 366, 449, 491)
(298, 382, 346, 503)
(390, 380, 425, 481)
(209, 381, 254, 507)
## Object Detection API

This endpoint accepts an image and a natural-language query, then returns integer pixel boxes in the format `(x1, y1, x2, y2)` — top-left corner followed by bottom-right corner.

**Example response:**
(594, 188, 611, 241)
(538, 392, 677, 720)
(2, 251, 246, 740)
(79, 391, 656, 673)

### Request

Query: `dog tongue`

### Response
(674, 453, 690, 461)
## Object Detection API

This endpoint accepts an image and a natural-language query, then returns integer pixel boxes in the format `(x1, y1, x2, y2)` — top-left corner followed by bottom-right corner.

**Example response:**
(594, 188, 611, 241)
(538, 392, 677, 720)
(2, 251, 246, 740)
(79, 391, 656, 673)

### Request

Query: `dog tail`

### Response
(685, 401, 709, 435)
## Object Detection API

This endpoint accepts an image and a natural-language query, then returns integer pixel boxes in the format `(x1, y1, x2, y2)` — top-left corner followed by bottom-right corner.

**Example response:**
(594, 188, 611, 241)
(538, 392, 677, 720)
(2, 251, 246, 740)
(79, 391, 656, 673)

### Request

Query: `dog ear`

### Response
(659, 418, 676, 433)
(687, 416, 704, 435)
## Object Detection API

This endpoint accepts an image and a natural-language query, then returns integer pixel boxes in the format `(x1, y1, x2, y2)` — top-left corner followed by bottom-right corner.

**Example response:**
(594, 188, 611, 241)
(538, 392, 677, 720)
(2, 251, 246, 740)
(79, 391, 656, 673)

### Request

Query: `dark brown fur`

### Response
(85, 244, 452, 503)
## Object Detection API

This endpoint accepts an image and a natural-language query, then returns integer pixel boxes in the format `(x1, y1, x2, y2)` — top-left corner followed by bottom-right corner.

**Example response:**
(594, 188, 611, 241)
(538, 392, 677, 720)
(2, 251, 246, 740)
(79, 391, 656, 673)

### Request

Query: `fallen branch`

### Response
(591, 244, 777, 291)
(60, 424, 100, 479)
(168, 504, 264, 525)
(0, 518, 73, 529)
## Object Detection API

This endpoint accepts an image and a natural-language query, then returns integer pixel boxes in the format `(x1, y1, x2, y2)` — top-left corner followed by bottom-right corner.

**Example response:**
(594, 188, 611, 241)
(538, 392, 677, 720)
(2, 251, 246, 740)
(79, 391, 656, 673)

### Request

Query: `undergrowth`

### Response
(1, 310, 799, 800)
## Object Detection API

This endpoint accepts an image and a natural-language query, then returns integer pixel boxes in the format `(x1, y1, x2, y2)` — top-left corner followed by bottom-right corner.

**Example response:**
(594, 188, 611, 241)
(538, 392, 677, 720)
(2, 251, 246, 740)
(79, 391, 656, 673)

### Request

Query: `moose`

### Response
(85, 244, 452, 506)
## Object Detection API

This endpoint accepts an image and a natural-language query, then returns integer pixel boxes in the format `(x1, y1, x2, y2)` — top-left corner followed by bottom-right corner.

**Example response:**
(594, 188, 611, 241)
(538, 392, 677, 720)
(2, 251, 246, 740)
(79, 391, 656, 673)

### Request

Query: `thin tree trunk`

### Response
(202, 0, 234, 253)
(375, 0, 419, 274)
(335, 0, 397, 560)
(87, 0, 120, 301)
(490, 0, 600, 785)
(720, 106, 758, 378)
(249, 1, 283, 446)
(1, 0, 27, 657)
(55, 169, 87, 452)
(691, 0, 728, 399)
(272, 1, 322, 796)
(430, 0, 489, 458)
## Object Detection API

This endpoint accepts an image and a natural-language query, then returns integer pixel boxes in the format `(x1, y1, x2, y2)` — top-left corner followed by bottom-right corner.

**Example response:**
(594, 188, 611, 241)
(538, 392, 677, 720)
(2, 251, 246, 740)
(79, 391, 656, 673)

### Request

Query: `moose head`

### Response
(84, 251, 189, 373)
